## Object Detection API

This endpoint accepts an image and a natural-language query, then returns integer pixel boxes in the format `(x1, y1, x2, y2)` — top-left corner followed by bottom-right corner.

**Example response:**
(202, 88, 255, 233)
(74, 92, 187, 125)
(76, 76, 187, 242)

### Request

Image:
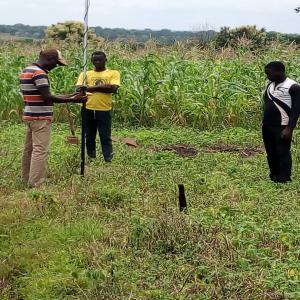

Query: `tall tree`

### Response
(45, 21, 98, 43)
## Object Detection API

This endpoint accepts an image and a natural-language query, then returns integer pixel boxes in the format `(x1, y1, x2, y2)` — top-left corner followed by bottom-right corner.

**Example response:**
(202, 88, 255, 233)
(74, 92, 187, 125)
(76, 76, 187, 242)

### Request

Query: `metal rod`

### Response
(80, 0, 90, 176)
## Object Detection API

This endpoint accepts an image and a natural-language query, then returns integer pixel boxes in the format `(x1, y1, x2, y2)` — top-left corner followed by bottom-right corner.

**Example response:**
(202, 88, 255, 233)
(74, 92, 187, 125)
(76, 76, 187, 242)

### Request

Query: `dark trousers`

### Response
(85, 109, 113, 162)
(262, 125, 292, 183)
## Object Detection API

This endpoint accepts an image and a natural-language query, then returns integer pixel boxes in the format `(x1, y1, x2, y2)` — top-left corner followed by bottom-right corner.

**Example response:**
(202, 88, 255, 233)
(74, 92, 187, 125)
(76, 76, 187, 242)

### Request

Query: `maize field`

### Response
(1, 40, 300, 129)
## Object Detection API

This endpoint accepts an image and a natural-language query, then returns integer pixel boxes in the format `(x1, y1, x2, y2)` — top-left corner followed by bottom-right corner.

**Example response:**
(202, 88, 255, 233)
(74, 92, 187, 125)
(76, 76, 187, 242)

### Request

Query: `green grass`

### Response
(0, 123, 300, 299)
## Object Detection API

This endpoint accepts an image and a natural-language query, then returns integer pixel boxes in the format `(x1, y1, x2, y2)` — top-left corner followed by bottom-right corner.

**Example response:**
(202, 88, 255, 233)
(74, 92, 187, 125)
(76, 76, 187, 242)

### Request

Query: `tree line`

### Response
(1, 23, 300, 45)
(0, 23, 216, 43)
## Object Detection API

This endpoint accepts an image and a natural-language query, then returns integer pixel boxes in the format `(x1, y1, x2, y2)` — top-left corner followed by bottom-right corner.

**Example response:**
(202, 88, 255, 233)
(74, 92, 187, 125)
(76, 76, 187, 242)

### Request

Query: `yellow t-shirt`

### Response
(76, 69, 120, 111)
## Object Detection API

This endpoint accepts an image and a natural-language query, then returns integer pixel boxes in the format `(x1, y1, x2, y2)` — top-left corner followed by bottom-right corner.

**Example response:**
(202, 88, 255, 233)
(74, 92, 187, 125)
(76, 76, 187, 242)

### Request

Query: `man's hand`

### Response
(70, 93, 87, 103)
(66, 92, 80, 98)
(281, 126, 293, 140)
(60, 92, 79, 99)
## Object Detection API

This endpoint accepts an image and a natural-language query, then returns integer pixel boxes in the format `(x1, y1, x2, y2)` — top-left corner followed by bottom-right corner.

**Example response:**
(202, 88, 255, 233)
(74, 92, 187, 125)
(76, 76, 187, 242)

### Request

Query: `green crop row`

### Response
(1, 41, 300, 129)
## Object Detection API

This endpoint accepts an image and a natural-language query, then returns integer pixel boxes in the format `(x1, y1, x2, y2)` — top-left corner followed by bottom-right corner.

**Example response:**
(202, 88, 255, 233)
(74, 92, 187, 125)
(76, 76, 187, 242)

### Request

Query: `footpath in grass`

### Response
(0, 124, 300, 300)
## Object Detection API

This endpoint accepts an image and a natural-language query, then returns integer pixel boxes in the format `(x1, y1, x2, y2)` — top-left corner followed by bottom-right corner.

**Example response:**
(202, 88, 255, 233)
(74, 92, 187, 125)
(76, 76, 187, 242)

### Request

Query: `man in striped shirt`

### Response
(20, 48, 86, 187)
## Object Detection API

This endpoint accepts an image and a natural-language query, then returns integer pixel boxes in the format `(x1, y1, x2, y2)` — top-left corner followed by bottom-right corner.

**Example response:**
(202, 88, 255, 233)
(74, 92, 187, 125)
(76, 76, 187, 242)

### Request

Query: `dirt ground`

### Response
(155, 143, 263, 158)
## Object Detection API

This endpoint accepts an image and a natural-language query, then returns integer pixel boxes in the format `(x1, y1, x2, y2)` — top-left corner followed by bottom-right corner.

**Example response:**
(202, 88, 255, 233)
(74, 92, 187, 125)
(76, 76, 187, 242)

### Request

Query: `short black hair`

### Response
(265, 61, 285, 73)
(91, 51, 107, 59)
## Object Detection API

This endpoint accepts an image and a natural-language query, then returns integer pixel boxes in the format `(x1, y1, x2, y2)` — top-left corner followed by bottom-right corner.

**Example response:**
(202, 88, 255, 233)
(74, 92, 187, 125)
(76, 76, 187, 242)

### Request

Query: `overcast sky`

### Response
(1, 0, 299, 33)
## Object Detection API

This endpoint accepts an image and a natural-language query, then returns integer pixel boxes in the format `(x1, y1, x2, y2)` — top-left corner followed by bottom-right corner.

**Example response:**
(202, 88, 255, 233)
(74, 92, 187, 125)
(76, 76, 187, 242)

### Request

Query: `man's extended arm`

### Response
(38, 86, 85, 103)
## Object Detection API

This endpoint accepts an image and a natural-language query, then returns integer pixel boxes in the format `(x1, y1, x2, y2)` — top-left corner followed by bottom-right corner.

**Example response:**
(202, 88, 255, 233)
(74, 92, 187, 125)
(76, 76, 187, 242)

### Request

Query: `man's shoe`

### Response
(270, 174, 278, 182)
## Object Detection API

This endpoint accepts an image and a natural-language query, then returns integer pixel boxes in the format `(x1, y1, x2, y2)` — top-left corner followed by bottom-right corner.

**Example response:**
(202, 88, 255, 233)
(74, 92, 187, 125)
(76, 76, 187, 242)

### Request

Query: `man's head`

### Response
(91, 51, 107, 71)
(265, 61, 286, 83)
(39, 49, 67, 71)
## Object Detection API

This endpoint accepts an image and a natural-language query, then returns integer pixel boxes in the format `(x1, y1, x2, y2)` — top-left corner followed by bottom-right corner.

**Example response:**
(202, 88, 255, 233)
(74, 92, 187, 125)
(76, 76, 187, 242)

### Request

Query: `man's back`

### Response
(20, 64, 53, 121)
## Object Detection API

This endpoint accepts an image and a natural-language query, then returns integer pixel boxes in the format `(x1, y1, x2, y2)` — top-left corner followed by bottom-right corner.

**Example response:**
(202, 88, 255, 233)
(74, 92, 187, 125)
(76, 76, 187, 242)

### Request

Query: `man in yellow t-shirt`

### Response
(76, 51, 120, 162)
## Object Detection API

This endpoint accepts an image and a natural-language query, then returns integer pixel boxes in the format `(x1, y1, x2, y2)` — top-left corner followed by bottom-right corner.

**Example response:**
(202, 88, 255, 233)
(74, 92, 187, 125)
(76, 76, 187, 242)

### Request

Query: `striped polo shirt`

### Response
(20, 64, 53, 121)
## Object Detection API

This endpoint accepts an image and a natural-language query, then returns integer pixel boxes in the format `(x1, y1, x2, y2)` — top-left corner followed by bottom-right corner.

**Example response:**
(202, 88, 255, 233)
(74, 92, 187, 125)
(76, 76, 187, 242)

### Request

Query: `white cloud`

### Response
(0, 0, 299, 33)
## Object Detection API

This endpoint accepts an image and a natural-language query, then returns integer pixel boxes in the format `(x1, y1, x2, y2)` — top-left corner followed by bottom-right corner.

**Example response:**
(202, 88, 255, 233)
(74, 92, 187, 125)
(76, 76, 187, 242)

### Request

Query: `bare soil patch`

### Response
(153, 143, 263, 158)
(204, 144, 263, 158)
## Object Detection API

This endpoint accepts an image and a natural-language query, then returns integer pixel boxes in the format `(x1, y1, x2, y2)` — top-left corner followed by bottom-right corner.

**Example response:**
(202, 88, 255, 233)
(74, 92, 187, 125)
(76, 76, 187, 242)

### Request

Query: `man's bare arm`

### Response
(38, 86, 85, 103)
(76, 84, 119, 94)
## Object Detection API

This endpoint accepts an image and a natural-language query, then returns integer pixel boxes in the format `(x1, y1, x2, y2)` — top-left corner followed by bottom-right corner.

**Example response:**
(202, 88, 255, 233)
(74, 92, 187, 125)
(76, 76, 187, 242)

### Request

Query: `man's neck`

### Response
(274, 76, 287, 86)
(94, 67, 106, 72)
(34, 61, 49, 72)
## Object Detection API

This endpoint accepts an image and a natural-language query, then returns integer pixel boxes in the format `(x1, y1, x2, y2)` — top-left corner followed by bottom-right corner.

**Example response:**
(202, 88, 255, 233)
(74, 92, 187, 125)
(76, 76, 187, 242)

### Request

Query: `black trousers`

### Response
(85, 109, 113, 162)
(262, 125, 292, 183)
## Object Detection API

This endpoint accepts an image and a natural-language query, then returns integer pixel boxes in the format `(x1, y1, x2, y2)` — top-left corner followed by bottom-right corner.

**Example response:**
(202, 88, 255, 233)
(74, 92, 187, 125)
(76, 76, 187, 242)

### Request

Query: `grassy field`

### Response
(0, 124, 300, 299)
(1, 40, 300, 299)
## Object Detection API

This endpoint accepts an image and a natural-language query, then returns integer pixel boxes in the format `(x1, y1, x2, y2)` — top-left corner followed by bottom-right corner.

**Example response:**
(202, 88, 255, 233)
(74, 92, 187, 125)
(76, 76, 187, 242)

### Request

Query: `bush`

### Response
(216, 25, 267, 50)
(45, 21, 100, 44)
